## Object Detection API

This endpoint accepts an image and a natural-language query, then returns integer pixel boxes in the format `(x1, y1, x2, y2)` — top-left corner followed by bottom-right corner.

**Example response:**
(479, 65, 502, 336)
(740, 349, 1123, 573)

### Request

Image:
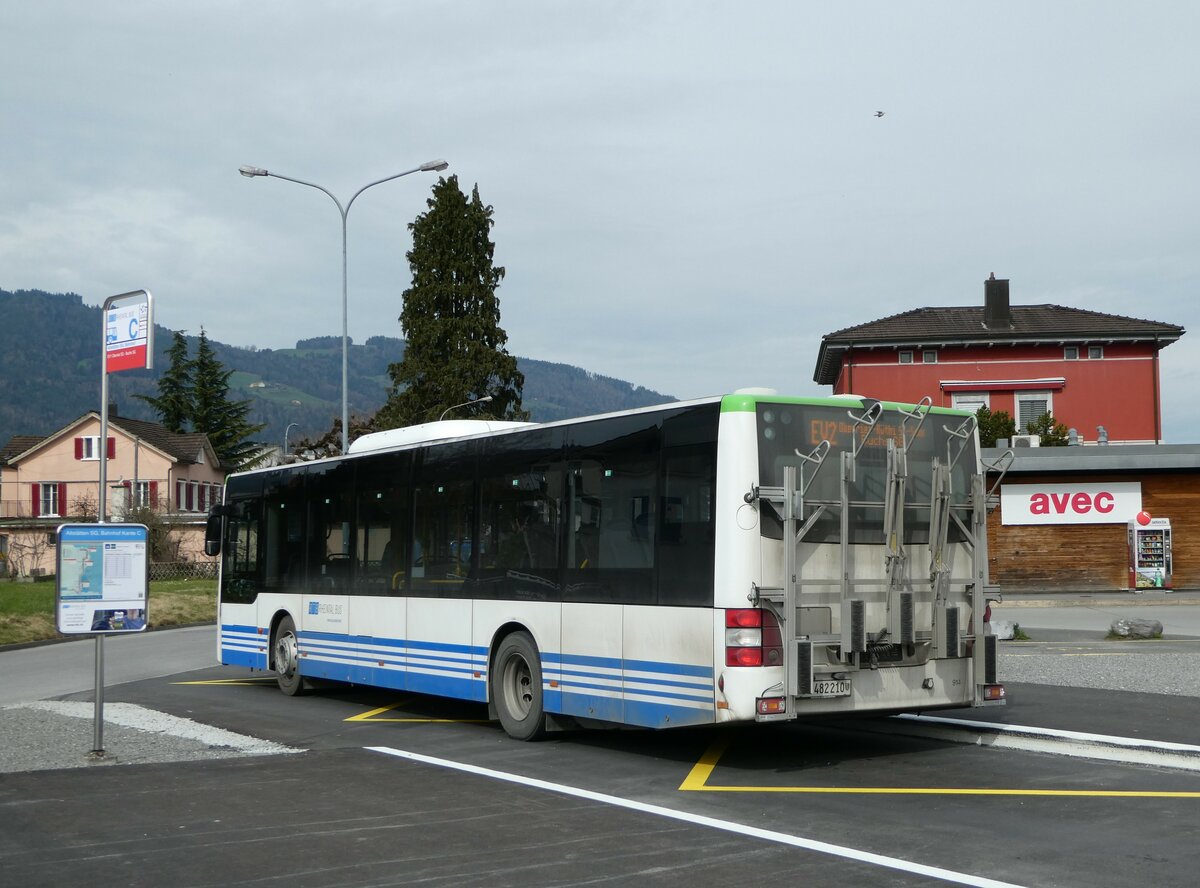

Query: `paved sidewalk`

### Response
(993, 590, 1200, 640)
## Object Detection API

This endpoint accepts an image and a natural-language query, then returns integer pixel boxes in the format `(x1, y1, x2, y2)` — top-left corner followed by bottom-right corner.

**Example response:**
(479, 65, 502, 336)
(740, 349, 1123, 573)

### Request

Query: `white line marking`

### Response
(10, 701, 302, 755)
(365, 745, 1028, 888)
(891, 714, 1200, 771)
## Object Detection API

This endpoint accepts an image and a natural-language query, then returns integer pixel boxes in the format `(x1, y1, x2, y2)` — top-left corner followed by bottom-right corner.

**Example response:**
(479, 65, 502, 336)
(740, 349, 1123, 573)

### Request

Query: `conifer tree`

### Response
(191, 328, 266, 469)
(140, 328, 265, 470)
(136, 330, 192, 432)
(376, 175, 526, 428)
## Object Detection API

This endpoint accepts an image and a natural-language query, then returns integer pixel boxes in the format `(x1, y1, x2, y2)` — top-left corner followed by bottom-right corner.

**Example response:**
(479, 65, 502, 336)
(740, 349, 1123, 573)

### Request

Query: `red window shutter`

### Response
(186, 483, 194, 511)
(31, 483, 41, 518)
(107, 438, 116, 459)
(58, 483, 67, 515)
(149, 481, 158, 509)
(74, 437, 83, 459)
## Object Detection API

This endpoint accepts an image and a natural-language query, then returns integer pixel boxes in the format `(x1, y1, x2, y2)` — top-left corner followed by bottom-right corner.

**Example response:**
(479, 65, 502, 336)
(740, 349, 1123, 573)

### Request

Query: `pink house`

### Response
(0, 410, 226, 577)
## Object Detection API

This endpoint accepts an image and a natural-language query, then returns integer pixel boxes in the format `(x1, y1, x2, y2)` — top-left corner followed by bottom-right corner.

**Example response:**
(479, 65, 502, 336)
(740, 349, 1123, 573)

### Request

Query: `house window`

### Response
(1016, 391, 1052, 431)
(898, 351, 913, 364)
(134, 481, 151, 508)
(75, 436, 115, 460)
(952, 393, 989, 414)
(1064, 346, 1079, 360)
(1088, 345, 1104, 360)
(922, 350, 938, 364)
(40, 483, 61, 517)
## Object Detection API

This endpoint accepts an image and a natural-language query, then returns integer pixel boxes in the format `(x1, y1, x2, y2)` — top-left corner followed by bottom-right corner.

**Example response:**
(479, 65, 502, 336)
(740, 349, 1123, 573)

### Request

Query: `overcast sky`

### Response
(4, 2, 1198, 439)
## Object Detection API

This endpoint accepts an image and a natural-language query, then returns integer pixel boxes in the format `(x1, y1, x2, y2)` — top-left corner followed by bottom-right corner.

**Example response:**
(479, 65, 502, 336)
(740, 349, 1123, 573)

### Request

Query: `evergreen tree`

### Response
(136, 330, 193, 432)
(1026, 411, 1070, 447)
(191, 328, 266, 470)
(976, 406, 1016, 448)
(376, 175, 527, 429)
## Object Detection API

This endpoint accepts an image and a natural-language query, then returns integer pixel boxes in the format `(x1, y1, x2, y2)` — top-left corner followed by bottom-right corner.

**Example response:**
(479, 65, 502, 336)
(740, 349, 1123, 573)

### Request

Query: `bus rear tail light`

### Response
(981, 684, 1006, 702)
(725, 608, 783, 668)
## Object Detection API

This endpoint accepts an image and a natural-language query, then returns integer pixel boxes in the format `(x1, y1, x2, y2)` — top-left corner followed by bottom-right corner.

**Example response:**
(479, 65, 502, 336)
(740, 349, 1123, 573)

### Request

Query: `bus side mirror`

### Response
(204, 510, 224, 557)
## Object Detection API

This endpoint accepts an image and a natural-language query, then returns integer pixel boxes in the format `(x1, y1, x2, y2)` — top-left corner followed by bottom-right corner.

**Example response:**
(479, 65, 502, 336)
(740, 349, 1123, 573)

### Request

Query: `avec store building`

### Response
(813, 276, 1193, 592)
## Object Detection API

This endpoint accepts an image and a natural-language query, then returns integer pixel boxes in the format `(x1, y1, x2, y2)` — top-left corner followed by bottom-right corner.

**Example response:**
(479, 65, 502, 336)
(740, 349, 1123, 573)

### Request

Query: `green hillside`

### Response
(0, 289, 674, 450)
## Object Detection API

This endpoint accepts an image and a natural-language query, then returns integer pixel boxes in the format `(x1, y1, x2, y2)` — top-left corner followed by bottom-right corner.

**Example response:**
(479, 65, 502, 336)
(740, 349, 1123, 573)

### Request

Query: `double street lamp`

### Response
(239, 159, 449, 454)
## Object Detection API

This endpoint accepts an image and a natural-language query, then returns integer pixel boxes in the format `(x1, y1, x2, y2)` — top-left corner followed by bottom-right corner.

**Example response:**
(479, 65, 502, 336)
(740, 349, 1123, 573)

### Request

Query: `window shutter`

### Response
(58, 483, 67, 515)
(75, 437, 84, 459)
(107, 437, 116, 459)
(149, 481, 159, 510)
(31, 483, 41, 518)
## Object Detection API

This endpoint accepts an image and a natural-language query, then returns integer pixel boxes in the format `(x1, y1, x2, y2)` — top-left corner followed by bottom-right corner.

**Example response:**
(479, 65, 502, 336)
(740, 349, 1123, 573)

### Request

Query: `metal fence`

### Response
(149, 562, 219, 581)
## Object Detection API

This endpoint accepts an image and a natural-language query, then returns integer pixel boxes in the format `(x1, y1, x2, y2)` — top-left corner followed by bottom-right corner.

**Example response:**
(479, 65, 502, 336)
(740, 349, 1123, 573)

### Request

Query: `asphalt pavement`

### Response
(3, 592, 1200, 774)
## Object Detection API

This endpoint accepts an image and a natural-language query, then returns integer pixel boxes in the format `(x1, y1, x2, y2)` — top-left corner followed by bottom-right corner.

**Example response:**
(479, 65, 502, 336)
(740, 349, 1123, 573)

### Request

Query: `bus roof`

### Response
(228, 391, 969, 480)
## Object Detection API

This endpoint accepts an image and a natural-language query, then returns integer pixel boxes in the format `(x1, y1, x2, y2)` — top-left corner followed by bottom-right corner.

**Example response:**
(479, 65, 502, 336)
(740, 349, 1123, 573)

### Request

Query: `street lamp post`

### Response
(439, 395, 493, 422)
(239, 159, 449, 454)
(283, 422, 298, 457)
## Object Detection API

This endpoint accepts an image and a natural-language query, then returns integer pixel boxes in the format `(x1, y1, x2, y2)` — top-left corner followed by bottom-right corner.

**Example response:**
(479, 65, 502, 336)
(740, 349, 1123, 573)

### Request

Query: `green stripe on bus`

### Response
(719, 394, 971, 415)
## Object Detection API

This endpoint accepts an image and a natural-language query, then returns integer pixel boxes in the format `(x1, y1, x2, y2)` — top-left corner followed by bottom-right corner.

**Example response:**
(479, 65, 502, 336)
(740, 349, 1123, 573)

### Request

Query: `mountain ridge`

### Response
(0, 288, 675, 450)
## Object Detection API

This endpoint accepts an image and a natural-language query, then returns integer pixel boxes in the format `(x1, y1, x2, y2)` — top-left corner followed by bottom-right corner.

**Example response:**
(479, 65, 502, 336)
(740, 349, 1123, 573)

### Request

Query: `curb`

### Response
(887, 714, 1200, 772)
(996, 597, 1200, 608)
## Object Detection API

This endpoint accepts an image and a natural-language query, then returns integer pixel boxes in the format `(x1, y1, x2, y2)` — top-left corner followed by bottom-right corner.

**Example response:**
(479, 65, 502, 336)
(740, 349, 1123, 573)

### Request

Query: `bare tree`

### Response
(6, 529, 52, 579)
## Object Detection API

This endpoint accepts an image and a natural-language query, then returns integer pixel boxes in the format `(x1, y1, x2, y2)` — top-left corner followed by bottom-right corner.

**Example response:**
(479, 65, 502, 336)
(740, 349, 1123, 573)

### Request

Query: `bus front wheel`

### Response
(493, 631, 545, 741)
(273, 615, 306, 696)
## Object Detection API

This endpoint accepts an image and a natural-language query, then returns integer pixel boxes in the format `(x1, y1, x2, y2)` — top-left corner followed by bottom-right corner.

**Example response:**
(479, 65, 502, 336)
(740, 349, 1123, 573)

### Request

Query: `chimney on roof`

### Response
(108, 402, 118, 418)
(983, 273, 1012, 330)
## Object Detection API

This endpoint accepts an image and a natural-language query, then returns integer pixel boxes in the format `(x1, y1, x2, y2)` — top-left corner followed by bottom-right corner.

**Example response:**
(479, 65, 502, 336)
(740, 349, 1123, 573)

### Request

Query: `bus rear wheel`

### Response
(273, 615, 306, 696)
(493, 631, 545, 741)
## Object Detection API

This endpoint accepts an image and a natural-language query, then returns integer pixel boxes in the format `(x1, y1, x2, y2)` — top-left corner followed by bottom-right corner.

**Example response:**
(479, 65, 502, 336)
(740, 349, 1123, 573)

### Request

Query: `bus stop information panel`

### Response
(56, 524, 149, 634)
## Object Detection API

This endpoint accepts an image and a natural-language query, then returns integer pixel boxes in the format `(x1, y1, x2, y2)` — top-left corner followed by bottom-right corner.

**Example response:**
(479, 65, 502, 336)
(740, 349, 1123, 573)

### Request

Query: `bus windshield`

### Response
(756, 400, 976, 544)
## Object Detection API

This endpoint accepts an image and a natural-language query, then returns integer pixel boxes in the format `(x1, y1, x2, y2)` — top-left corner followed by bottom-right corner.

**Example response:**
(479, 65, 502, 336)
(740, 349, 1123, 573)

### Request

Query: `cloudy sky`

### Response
(4, 2, 1198, 438)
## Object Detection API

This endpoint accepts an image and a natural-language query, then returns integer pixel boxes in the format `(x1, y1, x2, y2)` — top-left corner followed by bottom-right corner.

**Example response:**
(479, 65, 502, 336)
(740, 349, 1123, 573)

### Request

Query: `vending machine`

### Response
(1128, 517, 1172, 590)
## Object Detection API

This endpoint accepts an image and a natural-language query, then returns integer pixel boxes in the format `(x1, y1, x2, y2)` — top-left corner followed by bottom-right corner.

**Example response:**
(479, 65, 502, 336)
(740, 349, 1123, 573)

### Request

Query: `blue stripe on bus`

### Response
(222, 623, 261, 636)
(221, 648, 266, 669)
(558, 690, 624, 723)
(556, 666, 711, 693)
(624, 698, 714, 729)
(544, 651, 713, 679)
(557, 678, 713, 705)
(220, 622, 713, 725)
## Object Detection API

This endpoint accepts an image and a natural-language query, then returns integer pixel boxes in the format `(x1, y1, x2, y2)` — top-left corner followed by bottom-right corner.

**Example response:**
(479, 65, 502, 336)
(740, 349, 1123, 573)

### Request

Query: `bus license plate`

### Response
(812, 680, 851, 697)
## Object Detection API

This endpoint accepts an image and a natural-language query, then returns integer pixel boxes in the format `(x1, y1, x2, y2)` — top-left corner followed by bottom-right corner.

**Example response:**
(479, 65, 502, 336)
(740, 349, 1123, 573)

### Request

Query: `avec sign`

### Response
(1001, 482, 1142, 526)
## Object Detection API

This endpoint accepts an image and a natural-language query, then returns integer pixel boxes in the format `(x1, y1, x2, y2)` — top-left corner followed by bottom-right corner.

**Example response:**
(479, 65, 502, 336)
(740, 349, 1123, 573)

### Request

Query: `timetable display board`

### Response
(56, 524, 150, 634)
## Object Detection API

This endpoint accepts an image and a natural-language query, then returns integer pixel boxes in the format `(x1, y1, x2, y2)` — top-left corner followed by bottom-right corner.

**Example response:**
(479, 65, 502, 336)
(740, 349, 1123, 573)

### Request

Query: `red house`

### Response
(812, 276, 1184, 444)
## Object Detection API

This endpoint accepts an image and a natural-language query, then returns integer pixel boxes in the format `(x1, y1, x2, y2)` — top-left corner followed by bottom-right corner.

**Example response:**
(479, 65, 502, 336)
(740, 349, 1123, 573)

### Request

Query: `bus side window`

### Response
(357, 488, 407, 594)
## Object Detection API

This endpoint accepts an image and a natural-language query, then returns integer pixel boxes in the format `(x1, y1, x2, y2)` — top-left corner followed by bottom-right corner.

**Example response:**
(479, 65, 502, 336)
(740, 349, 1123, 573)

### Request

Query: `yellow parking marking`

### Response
(679, 736, 1200, 798)
(345, 699, 489, 724)
(174, 677, 279, 686)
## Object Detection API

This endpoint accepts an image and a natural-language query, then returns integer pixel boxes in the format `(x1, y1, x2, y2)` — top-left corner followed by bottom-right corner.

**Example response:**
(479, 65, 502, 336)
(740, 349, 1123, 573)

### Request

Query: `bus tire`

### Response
(273, 615, 306, 697)
(492, 631, 545, 741)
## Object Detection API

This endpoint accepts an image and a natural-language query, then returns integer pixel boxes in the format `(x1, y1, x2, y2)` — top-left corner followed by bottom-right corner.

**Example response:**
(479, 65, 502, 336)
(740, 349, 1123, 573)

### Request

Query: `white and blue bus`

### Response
(206, 391, 1005, 740)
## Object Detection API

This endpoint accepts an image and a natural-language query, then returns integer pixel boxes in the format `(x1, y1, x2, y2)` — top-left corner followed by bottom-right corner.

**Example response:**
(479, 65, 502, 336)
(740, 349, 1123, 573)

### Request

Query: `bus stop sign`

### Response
(55, 524, 150, 634)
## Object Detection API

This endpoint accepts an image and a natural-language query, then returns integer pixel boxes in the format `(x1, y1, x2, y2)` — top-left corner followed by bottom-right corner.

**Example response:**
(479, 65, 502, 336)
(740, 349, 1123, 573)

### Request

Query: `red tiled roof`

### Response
(1, 415, 218, 468)
(814, 304, 1184, 385)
